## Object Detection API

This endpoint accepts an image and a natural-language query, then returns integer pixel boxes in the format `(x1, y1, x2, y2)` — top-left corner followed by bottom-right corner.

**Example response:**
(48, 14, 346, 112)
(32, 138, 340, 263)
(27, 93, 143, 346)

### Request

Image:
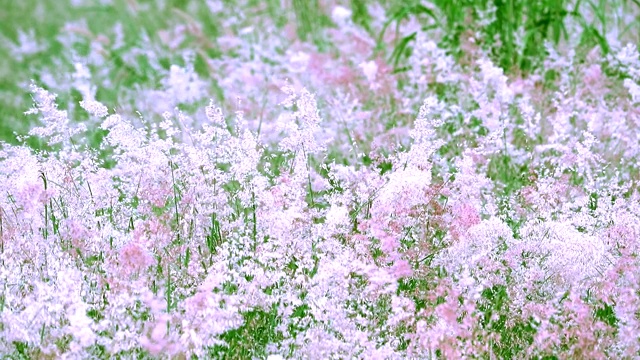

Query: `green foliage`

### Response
(351, 0, 373, 34)
(382, 0, 639, 74)
(477, 285, 537, 358)
(210, 305, 282, 359)
(487, 0, 577, 71)
(487, 153, 531, 196)
(292, 0, 332, 45)
(378, 1, 438, 70)
(594, 302, 618, 328)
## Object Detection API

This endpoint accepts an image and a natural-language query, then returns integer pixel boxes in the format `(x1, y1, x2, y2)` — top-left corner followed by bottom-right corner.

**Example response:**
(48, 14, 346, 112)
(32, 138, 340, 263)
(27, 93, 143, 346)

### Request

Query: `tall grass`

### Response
(1, 0, 640, 358)
(382, 0, 639, 74)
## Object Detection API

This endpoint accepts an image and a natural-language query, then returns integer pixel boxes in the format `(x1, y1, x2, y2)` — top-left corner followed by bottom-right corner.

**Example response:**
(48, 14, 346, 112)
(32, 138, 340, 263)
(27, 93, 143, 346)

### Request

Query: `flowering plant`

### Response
(1, 0, 640, 358)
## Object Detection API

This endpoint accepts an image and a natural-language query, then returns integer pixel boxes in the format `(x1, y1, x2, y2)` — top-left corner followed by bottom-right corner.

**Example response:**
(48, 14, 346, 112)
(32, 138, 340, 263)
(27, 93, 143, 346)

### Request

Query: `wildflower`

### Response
(164, 63, 206, 105)
(623, 78, 640, 103)
(288, 51, 310, 73)
(79, 98, 109, 118)
(359, 60, 378, 83)
(331, 6, 352, 24)
(118, 241, 154, 276)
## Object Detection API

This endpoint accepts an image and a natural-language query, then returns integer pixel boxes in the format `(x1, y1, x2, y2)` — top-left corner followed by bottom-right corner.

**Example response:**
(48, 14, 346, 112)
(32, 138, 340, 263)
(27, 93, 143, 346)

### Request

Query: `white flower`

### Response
(616, 43, 639, 67)
(6, 29, 46, 60)
(68, 304, 96, 348)
(288, 51, 310, 73)
(80, 99, 109, 118)
(359, 60, 378, 83)
(207, 0, 223, 13)
(331, 6, 352, 24)
(624, 78, 640, 103)
(164, 64, 207, 104)
(325, 203, 350, 231)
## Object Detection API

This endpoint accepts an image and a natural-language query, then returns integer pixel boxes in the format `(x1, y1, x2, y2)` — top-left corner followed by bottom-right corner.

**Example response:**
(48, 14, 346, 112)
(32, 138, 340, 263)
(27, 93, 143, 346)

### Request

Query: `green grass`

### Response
(383, 0, 640, 75)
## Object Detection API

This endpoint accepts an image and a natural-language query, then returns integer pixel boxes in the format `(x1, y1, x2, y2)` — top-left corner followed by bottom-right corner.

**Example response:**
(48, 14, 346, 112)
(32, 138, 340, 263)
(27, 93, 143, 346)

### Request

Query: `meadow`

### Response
(1, 0, 640, 358)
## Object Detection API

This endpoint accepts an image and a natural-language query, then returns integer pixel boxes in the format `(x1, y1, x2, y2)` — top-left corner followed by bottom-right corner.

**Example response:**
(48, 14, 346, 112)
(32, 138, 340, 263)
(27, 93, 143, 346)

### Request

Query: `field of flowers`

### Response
(1, 0, 640, 358)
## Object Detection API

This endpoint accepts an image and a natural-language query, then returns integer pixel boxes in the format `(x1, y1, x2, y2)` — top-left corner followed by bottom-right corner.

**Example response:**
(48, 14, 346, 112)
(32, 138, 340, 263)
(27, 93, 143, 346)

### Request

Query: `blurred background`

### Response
(0, 0, 638, 145)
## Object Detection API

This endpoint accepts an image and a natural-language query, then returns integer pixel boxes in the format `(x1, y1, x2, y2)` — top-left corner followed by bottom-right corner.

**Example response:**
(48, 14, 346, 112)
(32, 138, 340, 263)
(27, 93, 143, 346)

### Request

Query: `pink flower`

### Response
(118, 241, 154, 276)
(380, 234, 399, 255)
(390, 259, 413, 279)
(140, 316, 180, 356)
(584, 64, 603, 87)
(450, 202, 481, 241)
